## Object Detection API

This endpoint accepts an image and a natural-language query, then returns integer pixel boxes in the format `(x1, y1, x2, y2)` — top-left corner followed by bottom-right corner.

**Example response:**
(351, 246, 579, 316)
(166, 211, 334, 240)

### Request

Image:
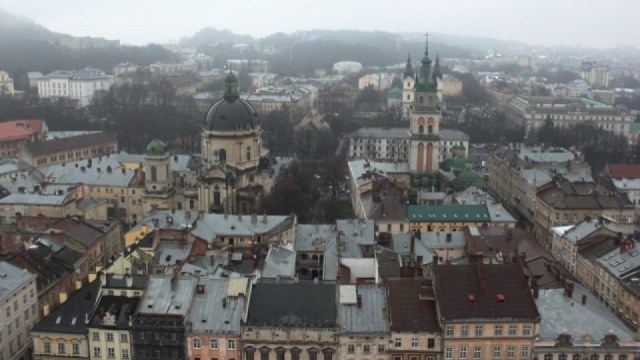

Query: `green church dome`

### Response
(146, 139, 167, 156)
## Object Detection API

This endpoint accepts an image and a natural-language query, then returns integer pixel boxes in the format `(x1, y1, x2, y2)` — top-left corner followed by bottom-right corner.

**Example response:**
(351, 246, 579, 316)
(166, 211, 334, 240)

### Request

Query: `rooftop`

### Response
(536, 284, 636, 344)
(187, 278, 245, 335)
(0, 261, 36, 301)
(408, 204, 490, 223)
(435, 263, 540, 322)
(25, 131, 116, 156)
(32, 280, 100, 334)
(338, 284, 389, 334)
(246, 283, 336, 328)
(261, 245, 296, 279)
(89, 296, 139, 329)
(387, 278, 440, 332)
(138, 276, 196, 316)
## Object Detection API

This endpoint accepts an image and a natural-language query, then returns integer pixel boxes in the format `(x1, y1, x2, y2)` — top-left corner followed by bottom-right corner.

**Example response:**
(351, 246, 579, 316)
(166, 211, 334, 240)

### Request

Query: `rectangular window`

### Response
(210, 339, 218, 348)
(445, 326, 454, 336)
(58, 342, 66, 354)
(94, 347, 101, 357)
(120, 333, 128, 342)
(363, 344, 370, 354)
(108, 348, 115, 358)
(193, 338, 201, 349)
(522, 325, 531, 336)
(395, 338, 402, 347)
(93, 332, 100, 341)
(122, 349, 130, 359)
(507, 346, 515, 359)
(460, 347, 468, 360)
(411, 338, 419, 348)
(106, 333, 114, 342)
(494, 325, 503, 336)
(445, 347, 453, 360)
(493, 346, 501, 359)
(227, 339, 235, 349)
(474, 347, 482, 359)
(461, 325, 469, 337)
(72, 343, 80, 355)
(521, 346, 529, 359)
(44, 341, 51, 353)
(377, 345, 385, 353)
(508, 325, 517, 336)
(428, 338, 435, 349)
(475, 325, 483, 337)
(347, 345, 355, 354)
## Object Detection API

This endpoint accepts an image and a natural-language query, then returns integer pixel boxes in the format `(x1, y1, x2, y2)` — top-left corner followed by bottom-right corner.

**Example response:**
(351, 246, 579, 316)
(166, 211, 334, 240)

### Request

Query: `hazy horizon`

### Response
(1, 0, 638, 49)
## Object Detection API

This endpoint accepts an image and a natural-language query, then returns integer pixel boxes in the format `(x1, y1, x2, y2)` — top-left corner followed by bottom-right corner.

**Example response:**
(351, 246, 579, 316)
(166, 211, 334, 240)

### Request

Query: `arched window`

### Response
(219, 149, 226, 164)
(419, 125, 424, 134)
(406, 94, 410, 100)
(428, 125, 433, 134)
(213, 186, 221, 206)
(150, 166, 157, 181)
(246, 146, 251, 161)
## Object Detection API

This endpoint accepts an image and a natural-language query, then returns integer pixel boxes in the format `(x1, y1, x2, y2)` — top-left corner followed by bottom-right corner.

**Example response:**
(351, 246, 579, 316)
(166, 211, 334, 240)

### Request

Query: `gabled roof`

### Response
(387, 278, 440, 332)
(603, 163, 640, 179)
(435, 263, 540, 322)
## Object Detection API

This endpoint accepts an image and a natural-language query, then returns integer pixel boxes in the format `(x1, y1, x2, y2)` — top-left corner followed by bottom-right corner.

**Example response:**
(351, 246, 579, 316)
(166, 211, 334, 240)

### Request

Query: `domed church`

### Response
(197, 72, 274, 213)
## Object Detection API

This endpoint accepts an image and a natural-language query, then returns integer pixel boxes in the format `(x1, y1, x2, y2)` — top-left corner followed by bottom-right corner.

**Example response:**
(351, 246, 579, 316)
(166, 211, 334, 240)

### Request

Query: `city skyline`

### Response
(0, 0, 638, 49)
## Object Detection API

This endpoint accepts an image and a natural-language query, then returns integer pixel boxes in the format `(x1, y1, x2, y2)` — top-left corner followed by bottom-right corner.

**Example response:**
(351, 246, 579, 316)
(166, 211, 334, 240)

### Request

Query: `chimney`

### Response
(100, 272, 107, 285)
(564, 281, 574, 298)
(533, 286, 539, 299)
(262, 213, 268, 223)
(581, 294, 587, 305)
(251, 213, 257, 224)
(620, 240, 631, 254)
(196, 284, 205, 294)
(125, 274, 133, 288)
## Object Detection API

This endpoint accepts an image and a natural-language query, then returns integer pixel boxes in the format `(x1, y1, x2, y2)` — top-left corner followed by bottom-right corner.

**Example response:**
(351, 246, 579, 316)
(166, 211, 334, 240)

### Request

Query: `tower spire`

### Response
(404, 53, 413, 78)
(432, 54, 442, 82)
(424, 32, 429, 57)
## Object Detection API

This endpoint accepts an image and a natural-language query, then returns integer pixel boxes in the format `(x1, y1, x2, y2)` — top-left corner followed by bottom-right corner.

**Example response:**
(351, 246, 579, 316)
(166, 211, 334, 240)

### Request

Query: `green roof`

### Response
(408, 204, 490, 223)
(456, 169, 480, 183)
(146, 139, 167, 156)
(441, 156, 469, 171)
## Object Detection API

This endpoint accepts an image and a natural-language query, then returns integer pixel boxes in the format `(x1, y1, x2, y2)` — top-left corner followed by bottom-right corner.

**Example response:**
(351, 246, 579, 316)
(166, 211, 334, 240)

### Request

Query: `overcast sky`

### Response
(1, 0, 638, 48)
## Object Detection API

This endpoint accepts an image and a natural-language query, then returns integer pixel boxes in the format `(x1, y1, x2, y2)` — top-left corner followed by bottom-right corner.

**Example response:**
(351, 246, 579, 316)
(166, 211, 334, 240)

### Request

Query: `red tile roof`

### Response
(602, 163, 640, 179)
(435, 263, 540, 322)
(387, 278, 440, 332)
(0, 119, 45, 142)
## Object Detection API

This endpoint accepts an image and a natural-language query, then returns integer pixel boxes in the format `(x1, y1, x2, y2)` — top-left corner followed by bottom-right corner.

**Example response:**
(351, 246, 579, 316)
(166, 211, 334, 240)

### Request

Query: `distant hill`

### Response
(0, 9, 176, 89)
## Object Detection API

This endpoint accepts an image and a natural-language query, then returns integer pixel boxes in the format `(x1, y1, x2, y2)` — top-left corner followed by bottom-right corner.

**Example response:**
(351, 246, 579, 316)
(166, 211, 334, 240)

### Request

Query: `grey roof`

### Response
(246, 283, 337, 328)
(0, 158, 32, 176)
(190, 212, 292, 243)
(348, 127, 410, 139)
(261, 245, 296, 279)
(391, 233, 413, 256)
(337, 219, 376, 258)
(138, 276, 196, 316)
(0, 192, 68, 205)
(552, 218, 601, 244)
(348, 160, 410, 188)
(338, 284, 389, 334)
(536, 284, 636, 344)
(520, 168, 552, 187)
(40, 156, 135, 188)
(596, 244, 640, 279)
(294, 224, 337, 252)
(517, 146, 575, 163)
(0, 261, 36, 301)
(421, 231, 467, 250)
(153, 240, 193, 267)
(439, 128, 470, 141)
(187, 278, 245, 335)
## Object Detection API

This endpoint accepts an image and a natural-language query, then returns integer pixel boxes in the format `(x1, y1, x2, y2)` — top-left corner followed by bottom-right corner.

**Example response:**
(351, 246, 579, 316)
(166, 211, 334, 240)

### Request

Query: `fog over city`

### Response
(0, 0, 638, 48)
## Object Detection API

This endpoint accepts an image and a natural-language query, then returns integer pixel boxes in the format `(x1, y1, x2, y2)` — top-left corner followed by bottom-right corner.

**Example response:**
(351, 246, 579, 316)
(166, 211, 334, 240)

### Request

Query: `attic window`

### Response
(496, 294, 505, 303)
(467, 294, 476, 303)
